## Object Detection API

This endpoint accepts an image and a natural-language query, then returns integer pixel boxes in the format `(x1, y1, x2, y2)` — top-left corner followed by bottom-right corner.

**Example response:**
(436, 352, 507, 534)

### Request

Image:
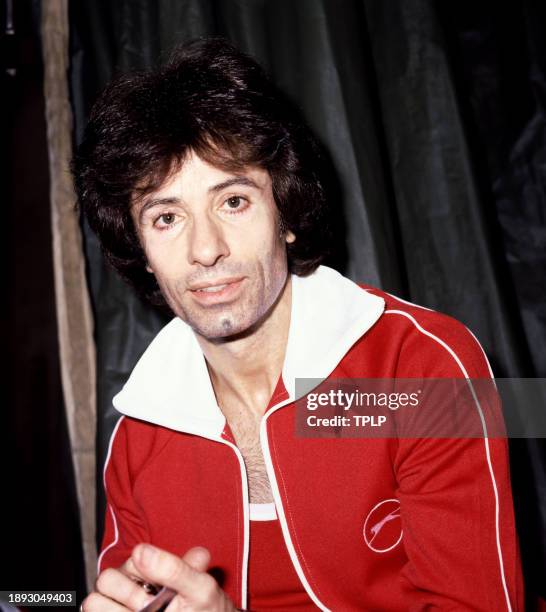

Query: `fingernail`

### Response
(137, 544, 157, 566)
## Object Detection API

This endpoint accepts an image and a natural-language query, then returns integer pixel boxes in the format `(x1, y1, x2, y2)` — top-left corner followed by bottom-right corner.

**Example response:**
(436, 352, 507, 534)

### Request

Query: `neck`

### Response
(194, 275, 292, 416)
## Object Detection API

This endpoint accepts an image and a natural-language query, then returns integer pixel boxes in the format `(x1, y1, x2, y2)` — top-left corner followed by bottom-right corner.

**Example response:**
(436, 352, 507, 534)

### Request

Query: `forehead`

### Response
(137, 151, 271, 204)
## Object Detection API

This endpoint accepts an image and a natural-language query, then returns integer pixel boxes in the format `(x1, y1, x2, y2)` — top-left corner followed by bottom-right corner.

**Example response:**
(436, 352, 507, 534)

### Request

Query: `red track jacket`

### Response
(99, 266, 524, 610)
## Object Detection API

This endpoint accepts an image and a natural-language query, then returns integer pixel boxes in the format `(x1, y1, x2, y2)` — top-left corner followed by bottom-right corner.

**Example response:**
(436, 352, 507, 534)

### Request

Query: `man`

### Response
(74, 38, 523, 611)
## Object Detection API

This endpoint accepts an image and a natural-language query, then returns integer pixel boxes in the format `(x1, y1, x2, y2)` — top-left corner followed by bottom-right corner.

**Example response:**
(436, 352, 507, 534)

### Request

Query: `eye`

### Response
(153, 212, 178, 229)
(221, 196, 249, 213)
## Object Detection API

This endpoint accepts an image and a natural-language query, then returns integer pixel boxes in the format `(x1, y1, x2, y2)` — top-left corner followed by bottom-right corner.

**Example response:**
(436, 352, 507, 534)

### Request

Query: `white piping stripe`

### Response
(385, 309, 512, 612)
(383, 295, 497, 390)
(216, 438, 250, 611)
(382, 294, 498, 393)
(466, 326, 497, 384)
(260, 398, 331, 612)
(97, 415, 126, 574)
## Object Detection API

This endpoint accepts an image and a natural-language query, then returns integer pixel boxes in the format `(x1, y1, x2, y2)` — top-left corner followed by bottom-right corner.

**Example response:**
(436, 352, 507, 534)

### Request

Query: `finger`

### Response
(181, 546, 211, 572)
(119, 557, 146, 580)
(93, 560, 138, 594)
(81, 591, 129, 612)
(132, 544, 215, 600)
(118, 557, 161, 595)
(95, 567, 156, 610)
(119, 557, 140, 577)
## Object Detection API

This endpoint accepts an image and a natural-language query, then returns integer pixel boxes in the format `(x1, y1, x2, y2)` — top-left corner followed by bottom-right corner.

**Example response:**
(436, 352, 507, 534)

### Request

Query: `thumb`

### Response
(181, 546, 211, 572)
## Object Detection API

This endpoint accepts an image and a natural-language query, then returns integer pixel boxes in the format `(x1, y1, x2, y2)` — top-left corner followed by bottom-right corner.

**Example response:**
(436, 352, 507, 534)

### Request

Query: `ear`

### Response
(285, 230, 296, 244)
(145, 264, 153, 273)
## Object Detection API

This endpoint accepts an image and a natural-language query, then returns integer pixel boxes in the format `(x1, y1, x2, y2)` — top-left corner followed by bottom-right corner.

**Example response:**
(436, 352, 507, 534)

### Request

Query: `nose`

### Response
(187, 213, 230, 267)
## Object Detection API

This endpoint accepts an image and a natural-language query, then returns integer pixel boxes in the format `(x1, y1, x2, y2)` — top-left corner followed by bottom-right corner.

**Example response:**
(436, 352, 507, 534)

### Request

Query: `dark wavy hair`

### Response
(72, 37, 334, 307)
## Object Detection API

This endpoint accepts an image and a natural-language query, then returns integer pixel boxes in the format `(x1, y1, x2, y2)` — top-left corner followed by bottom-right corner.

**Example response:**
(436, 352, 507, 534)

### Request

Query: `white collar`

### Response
(113, 265, 384, 439)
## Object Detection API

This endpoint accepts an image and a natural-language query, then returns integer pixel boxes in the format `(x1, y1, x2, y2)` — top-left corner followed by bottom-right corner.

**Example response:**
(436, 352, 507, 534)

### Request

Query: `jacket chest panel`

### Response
(131, 434, 244, 601)
(265, 410, 407, 610)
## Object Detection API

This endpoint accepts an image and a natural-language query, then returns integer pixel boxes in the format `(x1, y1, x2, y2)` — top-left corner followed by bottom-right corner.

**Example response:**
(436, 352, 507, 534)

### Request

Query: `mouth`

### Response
(188, 277, 245, 304)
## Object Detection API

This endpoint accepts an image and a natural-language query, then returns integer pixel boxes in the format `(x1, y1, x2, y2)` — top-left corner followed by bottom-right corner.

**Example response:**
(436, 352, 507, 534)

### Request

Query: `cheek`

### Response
(258, 236, 289, 288)
(251, 234, 286, 274)
(247, 213, 283, 253)
(144, 238, 187, 278)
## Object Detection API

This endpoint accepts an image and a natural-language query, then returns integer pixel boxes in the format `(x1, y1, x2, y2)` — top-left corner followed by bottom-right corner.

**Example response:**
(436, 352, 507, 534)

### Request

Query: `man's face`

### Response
(132, 151, 295, 340)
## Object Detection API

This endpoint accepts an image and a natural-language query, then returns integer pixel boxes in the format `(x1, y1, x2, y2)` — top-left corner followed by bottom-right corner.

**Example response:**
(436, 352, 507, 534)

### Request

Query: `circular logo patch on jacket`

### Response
(363, 498, 402, 553)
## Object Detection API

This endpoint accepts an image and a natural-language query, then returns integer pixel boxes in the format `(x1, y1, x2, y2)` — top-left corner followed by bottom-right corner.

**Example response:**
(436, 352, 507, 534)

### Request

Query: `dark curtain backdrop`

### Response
(4, 0, 86, 600)
(68, 0, 546, 606)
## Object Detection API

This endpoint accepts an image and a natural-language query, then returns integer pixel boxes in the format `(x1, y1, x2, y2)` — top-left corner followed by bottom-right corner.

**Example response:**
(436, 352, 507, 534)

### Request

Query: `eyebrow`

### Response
(137, 176, 262, 224)
(207, 176, 261, 193)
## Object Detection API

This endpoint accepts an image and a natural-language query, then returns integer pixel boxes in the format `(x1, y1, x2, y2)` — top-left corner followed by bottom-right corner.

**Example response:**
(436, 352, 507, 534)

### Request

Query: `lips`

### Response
(195, 284, 230, 293)
(189, 277, 244, 291)
(188, 277, 245, 304)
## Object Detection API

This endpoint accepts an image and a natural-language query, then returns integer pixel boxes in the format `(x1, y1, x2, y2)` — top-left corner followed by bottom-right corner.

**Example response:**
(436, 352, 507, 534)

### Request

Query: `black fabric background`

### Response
(67, 0, 546, 606)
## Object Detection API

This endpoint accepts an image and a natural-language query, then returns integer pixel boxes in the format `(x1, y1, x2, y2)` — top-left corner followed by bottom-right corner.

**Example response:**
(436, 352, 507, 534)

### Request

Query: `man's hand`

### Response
(81, 545, 237, 611)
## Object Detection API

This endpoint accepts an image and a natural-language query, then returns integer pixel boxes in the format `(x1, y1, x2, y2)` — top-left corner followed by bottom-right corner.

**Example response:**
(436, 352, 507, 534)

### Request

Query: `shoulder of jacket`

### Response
(360, 284, 473, 337)
(357, 284, 491, 377)
(108, 416, 177, 474)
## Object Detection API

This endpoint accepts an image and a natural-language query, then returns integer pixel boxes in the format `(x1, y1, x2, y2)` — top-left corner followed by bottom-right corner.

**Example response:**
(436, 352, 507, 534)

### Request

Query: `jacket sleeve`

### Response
(97, 416, 150, 573)
(394, 316, 524, 611)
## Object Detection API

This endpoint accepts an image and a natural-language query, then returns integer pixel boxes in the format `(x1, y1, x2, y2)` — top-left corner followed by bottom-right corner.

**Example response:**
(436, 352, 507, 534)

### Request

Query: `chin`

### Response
(185, 312, 258, 341)
(174, 287, 278, 341)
